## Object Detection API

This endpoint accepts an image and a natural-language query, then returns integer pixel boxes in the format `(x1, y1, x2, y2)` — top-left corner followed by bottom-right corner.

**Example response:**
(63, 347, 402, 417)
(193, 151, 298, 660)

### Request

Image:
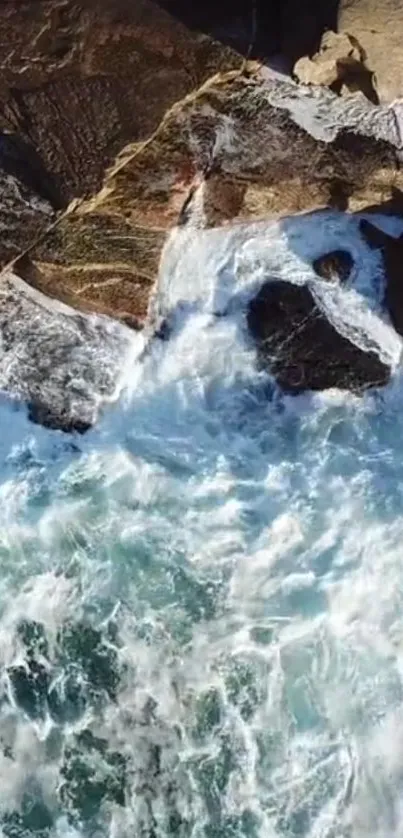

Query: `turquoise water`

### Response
(1, 211, 403, 837)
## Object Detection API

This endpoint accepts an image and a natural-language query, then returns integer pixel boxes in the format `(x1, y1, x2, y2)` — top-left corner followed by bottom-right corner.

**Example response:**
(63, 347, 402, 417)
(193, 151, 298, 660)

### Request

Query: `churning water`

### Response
(1, 210, 403, 838)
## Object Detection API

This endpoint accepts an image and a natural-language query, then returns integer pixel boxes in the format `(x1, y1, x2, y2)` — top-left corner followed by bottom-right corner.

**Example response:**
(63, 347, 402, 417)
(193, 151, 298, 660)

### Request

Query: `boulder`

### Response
(359, 219, 403, 337)
(338, 0, 403, 103)
(247, 279, 390, 393)
(293, 30, 377, 103)
(313, 250, 354, 283)
(14, 68, 403, 325)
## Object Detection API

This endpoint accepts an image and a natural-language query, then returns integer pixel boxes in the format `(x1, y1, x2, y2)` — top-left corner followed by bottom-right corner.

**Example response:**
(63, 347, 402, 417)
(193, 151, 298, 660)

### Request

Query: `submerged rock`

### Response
(359, 219, 403, 337)
(247, 279, 390, 393)
(313, 250, 354, 283)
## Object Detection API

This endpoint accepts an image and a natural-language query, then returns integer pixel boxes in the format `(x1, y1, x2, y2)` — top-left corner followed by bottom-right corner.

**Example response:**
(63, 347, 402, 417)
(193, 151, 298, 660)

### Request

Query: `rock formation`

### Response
(338, 0, 403, 103)
(0, 0, 240, 204)
(12, 67, 403, 327)
(313, 250, 354, 283)
(247, 279, 390, 393)
(293, 30, 378, 103)
(0, 0, 241, 272)
(0, 0, 403, 430)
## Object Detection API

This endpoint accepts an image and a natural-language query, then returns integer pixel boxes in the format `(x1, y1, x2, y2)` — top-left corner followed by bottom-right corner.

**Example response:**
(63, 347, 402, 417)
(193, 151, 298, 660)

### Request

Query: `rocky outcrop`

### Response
(13, 68, 403, 325)
(0, 0, 240, 208)
(359, 219, 403, 337)
(1, 2, 403, 430)
(293, 30, 378, 103)
(247, 279, 390, 393)
(338, 0, 403, 103)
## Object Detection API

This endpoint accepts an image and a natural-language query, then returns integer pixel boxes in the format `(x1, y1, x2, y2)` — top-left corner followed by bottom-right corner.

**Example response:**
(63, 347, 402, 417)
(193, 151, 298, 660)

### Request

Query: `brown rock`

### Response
(338, 0, 403, 103)
(0, 0, 241, 207)
(359, 219, 403, 336)
(313, 250, 354, 283)
(15, 69, 403, 325)
(293, 30, 377, 102)
(247, 279, 390, 392)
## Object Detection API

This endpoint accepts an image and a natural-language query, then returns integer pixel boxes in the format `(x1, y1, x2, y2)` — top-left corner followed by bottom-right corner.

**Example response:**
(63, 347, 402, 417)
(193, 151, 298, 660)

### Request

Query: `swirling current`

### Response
(0, 210, 403, 837)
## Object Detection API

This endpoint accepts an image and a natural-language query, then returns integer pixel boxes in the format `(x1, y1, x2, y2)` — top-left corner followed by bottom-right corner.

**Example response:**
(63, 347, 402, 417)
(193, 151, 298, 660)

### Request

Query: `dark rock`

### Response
(247, 279, 390, 392)
(313, 250, 354, 283)
(27, 401, 92, 435)
(359, 219, 403, 337)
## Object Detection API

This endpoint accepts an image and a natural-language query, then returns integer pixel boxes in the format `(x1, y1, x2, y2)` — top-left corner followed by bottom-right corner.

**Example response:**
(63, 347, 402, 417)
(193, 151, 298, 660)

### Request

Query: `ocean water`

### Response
(1, 209, 403, 838)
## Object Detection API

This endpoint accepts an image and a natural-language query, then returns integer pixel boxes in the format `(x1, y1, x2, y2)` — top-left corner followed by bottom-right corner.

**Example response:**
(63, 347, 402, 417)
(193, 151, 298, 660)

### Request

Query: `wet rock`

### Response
(338, 0, 403, 103)
(313, 250, 354, 283)
(27, 400, 92, 435)
(20, 69, 403, 325)
(0, 271, 130, 436)
(247, 279, 390, 392)
(359, 219, 403, 337)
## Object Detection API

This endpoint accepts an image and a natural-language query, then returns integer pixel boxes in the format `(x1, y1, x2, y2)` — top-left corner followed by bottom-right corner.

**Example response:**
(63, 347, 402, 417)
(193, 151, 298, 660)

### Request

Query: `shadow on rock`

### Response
(359, 218, 403, 337)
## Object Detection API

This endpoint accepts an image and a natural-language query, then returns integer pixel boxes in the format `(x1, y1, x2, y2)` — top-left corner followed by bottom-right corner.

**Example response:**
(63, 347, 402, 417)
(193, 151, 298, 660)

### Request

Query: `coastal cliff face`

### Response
(2, 0, 403, 429)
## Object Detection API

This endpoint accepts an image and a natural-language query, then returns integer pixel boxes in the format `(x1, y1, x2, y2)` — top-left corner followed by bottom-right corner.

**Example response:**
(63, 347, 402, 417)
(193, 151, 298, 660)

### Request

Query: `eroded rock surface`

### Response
(247, 279, 390, 393)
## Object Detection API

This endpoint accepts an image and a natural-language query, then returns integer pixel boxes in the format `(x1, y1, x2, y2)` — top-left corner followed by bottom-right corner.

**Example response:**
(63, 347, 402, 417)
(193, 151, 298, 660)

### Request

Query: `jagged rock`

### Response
(0, 0, 240, 209)
(14, 68, 403, 325)
(293, 30, 377, 103)
(313, 250, 354, 283)
(247, 279, 390, 392)
(359, 219, 403, 337)
(338, 0, 403, 103)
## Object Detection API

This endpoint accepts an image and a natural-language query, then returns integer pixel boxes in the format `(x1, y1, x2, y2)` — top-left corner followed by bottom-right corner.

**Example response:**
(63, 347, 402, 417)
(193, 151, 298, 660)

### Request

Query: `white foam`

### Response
(0, 210, 402, 836)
